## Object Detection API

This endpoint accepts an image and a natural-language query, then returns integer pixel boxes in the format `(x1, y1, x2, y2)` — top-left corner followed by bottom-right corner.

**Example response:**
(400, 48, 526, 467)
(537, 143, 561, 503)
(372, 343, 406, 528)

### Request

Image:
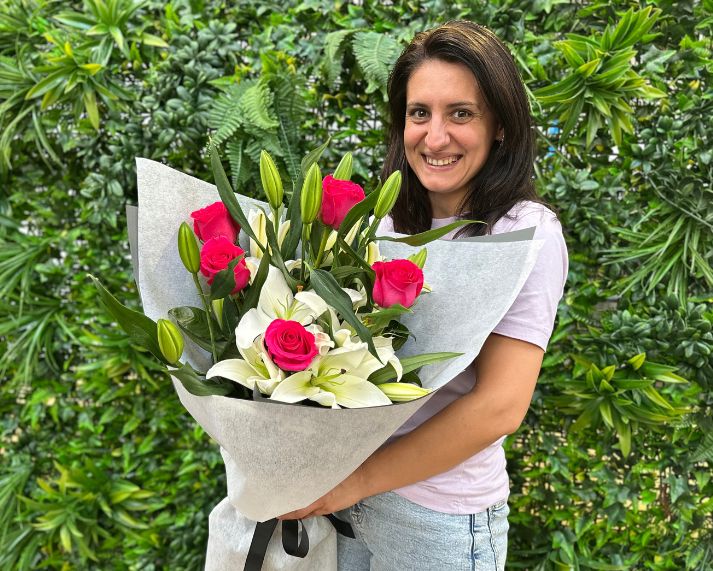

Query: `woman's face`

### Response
(404, 59, 501, 217)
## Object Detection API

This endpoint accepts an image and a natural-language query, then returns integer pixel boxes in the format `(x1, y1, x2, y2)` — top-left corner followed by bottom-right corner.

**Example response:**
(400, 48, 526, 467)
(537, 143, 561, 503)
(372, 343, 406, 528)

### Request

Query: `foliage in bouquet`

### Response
(92, 143, 472, 408)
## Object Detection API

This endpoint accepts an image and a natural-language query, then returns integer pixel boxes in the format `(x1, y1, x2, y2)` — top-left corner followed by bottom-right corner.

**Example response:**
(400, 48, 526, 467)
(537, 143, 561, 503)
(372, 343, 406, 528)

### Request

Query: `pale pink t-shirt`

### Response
(378, 201, 568, 514)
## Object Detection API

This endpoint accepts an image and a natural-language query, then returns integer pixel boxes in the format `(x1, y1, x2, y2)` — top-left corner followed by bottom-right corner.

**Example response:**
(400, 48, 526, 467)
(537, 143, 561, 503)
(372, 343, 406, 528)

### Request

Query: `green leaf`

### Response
(368, 352, 462, 385)
(89, 275, 166, 364)
(309, 268, 377, 358)
(209, 143, 262, 246)
(376, 220, 480, 246)
(337, 189, 380, 240)
(242, 251, 271, 312)
(83, 87, 100, 130)
(140, 33, 169, 48)
(25, 69, 70, 100)
(170, 363, 235, 397)
(210, 256, 243, 300)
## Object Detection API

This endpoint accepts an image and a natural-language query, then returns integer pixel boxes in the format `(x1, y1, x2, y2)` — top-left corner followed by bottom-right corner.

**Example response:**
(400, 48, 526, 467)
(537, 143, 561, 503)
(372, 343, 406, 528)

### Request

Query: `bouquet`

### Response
(94, 143, 544, 570)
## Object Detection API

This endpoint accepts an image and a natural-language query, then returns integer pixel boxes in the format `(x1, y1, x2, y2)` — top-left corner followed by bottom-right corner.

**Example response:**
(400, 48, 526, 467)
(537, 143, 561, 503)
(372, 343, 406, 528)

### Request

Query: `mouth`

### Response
(422, 155, 461, 167)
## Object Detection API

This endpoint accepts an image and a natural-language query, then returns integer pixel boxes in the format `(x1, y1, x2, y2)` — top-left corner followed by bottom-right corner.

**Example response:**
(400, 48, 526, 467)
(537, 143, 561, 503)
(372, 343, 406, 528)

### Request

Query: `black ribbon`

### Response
(244, 514, 354, 571)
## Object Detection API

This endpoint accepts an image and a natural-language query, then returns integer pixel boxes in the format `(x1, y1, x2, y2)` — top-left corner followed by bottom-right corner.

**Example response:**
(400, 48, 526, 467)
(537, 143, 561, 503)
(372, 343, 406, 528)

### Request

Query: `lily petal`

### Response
(206, 359, 258, 389)
(259, 265, 294, 319)
(270, 371, 318, 404)
(321, 375, 392, 408)
(236, 308, 272, 349)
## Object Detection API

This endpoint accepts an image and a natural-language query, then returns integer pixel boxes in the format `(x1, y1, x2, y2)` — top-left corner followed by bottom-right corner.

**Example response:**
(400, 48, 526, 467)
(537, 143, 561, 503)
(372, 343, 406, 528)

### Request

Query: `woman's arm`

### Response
(278, 333, 544, 519)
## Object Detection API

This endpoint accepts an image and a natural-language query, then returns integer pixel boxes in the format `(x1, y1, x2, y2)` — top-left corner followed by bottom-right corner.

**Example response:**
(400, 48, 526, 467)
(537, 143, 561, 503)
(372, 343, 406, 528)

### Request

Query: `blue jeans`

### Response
(335, 492, 509, 571)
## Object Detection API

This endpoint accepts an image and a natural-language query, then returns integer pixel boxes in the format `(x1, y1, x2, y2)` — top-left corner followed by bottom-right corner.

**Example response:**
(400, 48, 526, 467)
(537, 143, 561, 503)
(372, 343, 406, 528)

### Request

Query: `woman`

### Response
(280, 21, 568, 570)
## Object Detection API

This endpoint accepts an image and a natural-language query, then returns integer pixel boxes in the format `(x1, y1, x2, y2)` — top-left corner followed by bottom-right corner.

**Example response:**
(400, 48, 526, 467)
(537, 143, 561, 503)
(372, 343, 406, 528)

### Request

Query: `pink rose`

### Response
(191, 201, 240, 242)
(199, 236, 250, 293)
(372, 259, 424, 308)
(319, 174, 365, 229)
(264, 319, 319, 372)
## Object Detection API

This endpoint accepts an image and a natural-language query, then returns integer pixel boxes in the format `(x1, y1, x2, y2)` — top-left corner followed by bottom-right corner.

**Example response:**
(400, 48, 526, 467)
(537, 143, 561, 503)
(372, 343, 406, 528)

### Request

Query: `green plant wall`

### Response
(1, 1, 711, 569)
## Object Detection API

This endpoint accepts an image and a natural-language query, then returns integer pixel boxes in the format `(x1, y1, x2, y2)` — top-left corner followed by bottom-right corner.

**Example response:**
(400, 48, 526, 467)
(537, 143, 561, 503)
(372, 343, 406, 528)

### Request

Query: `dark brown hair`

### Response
(382, 20, 544, 236)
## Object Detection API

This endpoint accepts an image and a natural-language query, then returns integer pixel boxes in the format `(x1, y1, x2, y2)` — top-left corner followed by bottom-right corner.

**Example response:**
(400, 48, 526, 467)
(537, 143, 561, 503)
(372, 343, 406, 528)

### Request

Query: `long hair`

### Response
(382, 20, 544, 236)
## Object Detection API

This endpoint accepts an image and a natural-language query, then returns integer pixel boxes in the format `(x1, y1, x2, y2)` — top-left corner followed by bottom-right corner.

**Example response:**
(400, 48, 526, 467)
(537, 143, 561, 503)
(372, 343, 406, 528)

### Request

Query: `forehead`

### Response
(406, 59, 482, 103)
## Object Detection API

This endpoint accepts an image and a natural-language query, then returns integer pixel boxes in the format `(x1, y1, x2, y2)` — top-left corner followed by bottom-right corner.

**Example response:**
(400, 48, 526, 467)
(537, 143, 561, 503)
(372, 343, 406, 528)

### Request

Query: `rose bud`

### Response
(374, 170, 402, 219)
(300, 162, 323, 224)
(333, 152, 353, 180)
(260, 150, 284, 209)
(319, 175, 365, 230)
(191, 201, 240, 243)
(157, 318, 184, 365)
(264, 319, 319, 372)
(199, 236, 251, 293)
(377, 382, 431, 402)
(178, 222, 201, 274)
(372, 258, 424, 308)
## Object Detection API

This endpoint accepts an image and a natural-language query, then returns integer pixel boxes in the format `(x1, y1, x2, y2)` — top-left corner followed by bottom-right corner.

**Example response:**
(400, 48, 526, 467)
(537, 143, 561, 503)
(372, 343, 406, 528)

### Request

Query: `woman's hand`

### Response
(278, 466, 367, 520)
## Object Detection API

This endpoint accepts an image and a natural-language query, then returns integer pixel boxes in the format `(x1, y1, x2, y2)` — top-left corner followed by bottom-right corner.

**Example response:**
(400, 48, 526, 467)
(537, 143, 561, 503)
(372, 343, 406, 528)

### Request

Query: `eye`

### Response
(453, 109, 473, 121)
(407, 108, 429, 121)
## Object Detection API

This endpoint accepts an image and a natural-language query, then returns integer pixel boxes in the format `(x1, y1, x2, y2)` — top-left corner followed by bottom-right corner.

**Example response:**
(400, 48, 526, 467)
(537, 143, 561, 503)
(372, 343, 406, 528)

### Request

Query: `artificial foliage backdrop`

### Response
(0, 0, 711, 569)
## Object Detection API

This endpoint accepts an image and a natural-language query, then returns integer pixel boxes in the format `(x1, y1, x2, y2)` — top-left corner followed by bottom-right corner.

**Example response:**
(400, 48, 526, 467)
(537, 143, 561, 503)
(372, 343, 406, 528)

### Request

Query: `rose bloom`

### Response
(264, 319, 319, 372)
(199, 236, 250, 293)
(319, 175, 365, 229)
(372, 259, 424, 308)
(191, 201, 240, 242)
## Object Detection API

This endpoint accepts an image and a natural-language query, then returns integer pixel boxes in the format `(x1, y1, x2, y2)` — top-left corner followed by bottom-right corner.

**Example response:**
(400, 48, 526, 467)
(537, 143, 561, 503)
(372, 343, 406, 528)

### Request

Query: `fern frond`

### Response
(322, 29, 357, 86)
(272, 74, 307, 181)
(208, 80, 254, 145)
(352, 31, 402, 96)
(691, 429, 713, 463)
(239, 80, 278, 132)
(226, 140, 244, 191)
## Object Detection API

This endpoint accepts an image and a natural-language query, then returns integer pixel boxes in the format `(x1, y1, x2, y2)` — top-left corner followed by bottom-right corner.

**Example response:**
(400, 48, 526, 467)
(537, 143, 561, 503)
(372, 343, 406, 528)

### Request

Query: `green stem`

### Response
(192, 273, 218, 362)
(358, 217, 381, 256)
(301, 223, 311, 283)
(313, 226, 330, 268)
(271, 205, 280, 243)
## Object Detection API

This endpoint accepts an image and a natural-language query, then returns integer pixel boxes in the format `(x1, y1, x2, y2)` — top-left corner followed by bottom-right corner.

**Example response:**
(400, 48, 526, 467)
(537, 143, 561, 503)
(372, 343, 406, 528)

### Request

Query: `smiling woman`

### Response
(276, 21, 568, 571)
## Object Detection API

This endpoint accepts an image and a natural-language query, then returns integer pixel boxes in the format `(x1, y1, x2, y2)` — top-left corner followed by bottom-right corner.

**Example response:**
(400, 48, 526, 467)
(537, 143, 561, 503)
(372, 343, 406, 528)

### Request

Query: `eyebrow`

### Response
(406, 101, 481, 109)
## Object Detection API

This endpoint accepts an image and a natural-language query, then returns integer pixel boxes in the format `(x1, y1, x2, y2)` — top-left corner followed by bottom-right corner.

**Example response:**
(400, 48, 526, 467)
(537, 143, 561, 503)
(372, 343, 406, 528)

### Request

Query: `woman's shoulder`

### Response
(492, 200, 562, 237)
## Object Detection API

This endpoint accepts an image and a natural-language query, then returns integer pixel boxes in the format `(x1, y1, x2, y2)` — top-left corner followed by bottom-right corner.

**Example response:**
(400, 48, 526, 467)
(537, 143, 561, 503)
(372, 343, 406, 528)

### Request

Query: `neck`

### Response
(429, 192, 462, 218)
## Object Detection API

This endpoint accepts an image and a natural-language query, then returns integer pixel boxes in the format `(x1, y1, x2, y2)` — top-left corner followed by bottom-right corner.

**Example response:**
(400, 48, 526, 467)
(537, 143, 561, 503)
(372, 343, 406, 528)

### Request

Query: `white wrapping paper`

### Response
(134, 158, 543, 569)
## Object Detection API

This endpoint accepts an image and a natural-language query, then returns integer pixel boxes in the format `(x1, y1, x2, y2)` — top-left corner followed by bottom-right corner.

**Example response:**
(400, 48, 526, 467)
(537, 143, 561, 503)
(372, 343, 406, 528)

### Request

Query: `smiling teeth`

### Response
(425, 156, 459, 166)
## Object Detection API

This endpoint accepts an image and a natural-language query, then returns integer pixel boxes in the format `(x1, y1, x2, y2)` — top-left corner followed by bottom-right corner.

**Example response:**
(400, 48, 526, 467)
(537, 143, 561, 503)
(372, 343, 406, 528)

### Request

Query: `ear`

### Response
(495, 125, 504, 142)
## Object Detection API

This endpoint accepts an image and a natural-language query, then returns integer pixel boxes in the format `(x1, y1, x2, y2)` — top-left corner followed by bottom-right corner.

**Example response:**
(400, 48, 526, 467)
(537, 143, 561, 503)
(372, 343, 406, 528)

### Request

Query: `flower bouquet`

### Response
(94, 143, 544, 570)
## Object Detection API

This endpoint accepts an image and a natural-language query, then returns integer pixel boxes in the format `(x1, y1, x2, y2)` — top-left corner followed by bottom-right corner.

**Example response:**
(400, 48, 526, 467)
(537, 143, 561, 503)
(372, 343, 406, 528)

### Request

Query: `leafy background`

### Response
(1, 0, 711, 569)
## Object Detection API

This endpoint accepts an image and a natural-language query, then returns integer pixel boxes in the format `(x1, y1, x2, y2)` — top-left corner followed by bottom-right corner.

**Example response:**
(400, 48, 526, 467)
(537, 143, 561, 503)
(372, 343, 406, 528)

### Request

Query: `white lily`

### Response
(331, 331, 403, 381)
(270, 342, 394, 408)
(205, 337, 284, 395)
(321, 222, 361, 267)
(248, 209, 291, 259)
(236, 265, 330, 349)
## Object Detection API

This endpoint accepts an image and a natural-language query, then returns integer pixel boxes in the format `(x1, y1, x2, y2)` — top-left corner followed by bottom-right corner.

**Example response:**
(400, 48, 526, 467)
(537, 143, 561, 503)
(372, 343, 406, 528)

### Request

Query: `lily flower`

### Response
(236, 266, 330, 349)
(205, 337, 284, 395)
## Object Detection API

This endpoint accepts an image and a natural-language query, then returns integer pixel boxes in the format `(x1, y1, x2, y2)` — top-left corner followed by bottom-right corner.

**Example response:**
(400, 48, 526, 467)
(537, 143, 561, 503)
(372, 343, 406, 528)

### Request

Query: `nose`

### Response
(424, 117, 450, 150)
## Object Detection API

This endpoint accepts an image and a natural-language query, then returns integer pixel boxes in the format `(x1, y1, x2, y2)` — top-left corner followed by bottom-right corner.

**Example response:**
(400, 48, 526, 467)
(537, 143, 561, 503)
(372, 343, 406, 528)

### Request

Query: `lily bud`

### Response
(374, 170, 402, 219)
(211, 298, 224, 329)
(300, 162, 323, 224)
(378, 382, 431, 403)
(408, 248, 427, 269)
(178, 222, 200, 274)
(260, 150, 283, 209)
(333, 152, 353, 180)
(157, 319, 184, 365)
(366, 241, 381, 266)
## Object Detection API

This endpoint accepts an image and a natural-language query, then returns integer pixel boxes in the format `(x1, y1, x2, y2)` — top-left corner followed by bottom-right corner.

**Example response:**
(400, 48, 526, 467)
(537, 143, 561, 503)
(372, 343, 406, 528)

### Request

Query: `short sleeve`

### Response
(491, 205, 568, 351)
